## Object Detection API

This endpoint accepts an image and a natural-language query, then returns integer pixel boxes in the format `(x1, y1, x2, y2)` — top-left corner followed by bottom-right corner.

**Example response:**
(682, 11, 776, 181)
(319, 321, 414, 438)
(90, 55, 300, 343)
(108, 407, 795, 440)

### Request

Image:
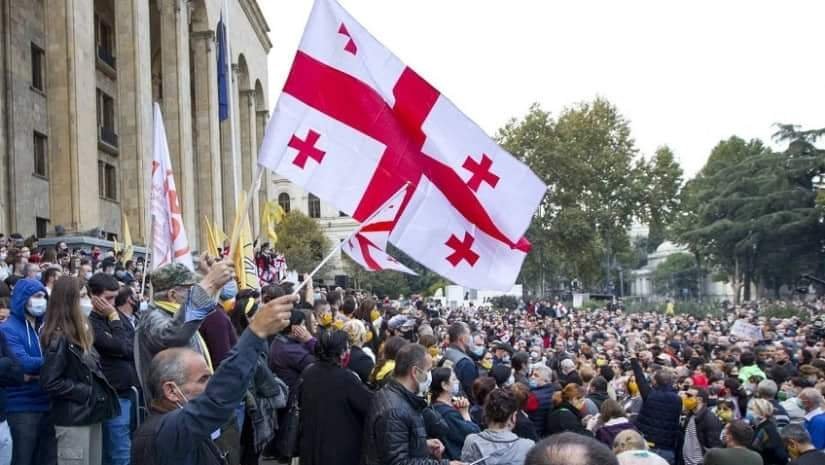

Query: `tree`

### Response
(637, 146, 684, 251)
(272, 211, 332, 275)
(343, 243, 443, 297)
(498, 99, 649, 293)
(652, 253, 699, 297)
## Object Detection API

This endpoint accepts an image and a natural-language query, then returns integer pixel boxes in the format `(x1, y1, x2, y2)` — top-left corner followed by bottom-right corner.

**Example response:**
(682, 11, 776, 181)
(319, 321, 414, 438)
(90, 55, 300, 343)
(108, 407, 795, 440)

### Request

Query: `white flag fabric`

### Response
(342, 233, 417, 275)
(151, 103, 194, 271)
(258, 0, 546, 290)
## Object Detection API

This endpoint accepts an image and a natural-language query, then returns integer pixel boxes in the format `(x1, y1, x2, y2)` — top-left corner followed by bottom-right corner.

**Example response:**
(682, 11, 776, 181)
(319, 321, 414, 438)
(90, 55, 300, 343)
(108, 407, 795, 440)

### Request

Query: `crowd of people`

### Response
(1, 232, 825, 465)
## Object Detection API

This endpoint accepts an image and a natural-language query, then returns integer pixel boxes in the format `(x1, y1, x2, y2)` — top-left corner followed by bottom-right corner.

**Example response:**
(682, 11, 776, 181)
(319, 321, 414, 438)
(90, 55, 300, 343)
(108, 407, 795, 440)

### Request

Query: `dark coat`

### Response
(363, 380, 448, 465)
(299, 362, 373, 465)
(89, 311, 139, 396)
(587, 391, 609, 411)
(751, 419, 788, 465)
(545, 402, 591, 437)
(560, 370, 583, 387)
(632, 358, 682, 451)
(528, 384, 556, 437)
(39, 335, 120, 426)
(348, 346, 375, 385)
(514, 410, 538, 441)
(423, 402, 480, 460)
(268, 334, 316, 390)
(595, 419, 638, 447)
(0, 331, 24, 421)
(132, 330, 266, 465)
(198, 307, 238, 366)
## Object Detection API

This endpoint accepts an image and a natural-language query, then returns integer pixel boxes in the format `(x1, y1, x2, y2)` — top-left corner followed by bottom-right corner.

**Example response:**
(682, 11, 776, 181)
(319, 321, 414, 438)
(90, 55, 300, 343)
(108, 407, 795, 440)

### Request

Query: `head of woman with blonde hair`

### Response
(342, 319, 367, 347)
(613, 429, 648, 455)
(747, 398, 774, 426)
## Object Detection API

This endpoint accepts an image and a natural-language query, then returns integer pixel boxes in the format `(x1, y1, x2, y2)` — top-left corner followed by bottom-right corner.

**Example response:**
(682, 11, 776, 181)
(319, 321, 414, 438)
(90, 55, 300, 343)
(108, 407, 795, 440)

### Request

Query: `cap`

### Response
(388, 314, 409, 331)
(494, 341, 515, 354)
(150, 263, 199, 292)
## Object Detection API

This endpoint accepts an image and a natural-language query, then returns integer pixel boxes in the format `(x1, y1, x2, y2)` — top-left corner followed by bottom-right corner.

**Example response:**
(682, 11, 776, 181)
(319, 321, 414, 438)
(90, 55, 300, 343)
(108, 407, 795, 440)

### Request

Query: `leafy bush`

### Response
(489, 295, 519, 310)
(761, 304, 809, 321)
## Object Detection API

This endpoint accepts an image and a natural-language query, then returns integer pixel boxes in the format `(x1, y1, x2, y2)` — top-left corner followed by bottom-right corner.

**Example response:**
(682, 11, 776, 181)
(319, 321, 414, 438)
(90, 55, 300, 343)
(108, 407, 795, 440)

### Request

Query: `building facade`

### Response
(0, 0, 273, 252)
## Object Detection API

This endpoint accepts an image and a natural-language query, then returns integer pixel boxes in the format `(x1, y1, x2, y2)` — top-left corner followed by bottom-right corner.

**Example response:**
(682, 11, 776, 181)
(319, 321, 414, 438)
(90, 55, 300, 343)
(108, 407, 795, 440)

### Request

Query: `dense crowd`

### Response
(0, 232, 825, 465)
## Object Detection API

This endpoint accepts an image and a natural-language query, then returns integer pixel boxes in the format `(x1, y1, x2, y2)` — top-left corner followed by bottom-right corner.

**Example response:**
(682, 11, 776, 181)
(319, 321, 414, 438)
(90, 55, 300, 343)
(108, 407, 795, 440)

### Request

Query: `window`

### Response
(96, 89, 118, 147)
(35, 217, 49, 238)
(95, 15, 116, 68)
(278, 193, 291, 213)
(31, 43, 44, 91)
(308, 194, 321, 219)
(33, 132, 48, 178)
(98, 161, 117, 200)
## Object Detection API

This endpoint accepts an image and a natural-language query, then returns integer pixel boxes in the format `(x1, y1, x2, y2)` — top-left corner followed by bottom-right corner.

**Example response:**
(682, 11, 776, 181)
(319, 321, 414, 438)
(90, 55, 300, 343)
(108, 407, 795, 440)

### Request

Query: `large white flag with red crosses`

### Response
(258, 0, 546, 290)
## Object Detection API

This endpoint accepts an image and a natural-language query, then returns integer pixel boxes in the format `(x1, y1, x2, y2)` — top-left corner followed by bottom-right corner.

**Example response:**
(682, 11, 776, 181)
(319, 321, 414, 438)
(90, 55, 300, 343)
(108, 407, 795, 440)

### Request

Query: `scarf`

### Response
(682, 415, 704, 465)
(155, 300, 214, 372)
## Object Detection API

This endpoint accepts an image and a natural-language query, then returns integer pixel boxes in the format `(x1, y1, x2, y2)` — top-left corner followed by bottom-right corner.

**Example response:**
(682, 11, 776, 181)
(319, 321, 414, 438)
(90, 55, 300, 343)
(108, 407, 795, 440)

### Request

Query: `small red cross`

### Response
(445, 232, 480, 267)
(289, 129, 326, 169)
(338, 23, 357, 55)
(462, 153, 500, 192)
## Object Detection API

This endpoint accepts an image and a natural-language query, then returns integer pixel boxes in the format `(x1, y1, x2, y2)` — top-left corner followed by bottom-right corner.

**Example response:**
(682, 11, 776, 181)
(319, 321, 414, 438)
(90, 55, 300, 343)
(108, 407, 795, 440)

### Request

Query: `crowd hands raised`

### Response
(0, 231, 824, 465)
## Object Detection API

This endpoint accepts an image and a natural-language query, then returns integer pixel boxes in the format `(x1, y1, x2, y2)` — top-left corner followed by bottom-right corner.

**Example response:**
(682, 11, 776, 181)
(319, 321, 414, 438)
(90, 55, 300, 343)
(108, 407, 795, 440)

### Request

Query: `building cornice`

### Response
(240, 0, 273, 52)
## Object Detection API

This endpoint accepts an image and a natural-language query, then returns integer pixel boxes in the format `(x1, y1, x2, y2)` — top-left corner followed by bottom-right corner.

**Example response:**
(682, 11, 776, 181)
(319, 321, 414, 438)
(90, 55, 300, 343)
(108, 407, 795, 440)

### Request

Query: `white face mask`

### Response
(451, 380, 461, 396)
(26, 297, 47, 317)
(79, 297, 93, 317)
(416, 367, 432, 395)
(85, 271, 93, 280)
(506, 374, 515, 386)
(139, 301, 148, 312)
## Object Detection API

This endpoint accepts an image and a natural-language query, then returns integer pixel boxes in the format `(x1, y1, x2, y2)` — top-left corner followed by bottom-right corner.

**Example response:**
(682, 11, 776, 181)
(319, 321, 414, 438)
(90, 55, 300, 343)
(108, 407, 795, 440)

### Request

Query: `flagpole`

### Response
(227, 165, 264, 260)
(292, 182, 411, 295)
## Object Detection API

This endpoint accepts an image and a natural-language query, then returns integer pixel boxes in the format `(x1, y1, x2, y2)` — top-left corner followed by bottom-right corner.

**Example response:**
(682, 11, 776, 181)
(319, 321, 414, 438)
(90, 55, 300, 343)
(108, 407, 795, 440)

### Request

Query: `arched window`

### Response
(278, 193, 291, 213)
(308, 194, 321, 219)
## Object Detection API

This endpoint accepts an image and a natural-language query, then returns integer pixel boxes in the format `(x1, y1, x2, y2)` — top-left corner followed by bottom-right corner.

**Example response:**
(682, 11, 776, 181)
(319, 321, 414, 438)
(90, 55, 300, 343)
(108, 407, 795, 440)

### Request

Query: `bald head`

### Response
(147, 347, 211, 410)
(526, 432, 618, 465)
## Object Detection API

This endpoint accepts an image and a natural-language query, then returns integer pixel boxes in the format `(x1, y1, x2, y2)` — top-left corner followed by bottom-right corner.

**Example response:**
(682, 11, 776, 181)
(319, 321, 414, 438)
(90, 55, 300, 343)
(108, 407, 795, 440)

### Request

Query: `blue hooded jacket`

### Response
(0, 278, 50, 413)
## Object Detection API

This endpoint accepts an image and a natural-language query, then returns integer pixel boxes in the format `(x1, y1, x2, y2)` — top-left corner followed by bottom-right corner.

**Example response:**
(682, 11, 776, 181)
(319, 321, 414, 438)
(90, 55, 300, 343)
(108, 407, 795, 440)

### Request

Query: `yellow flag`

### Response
(261, 201, 285, 245)
(230, 192, 260, 290)
(122, 216, 134, 263)
(203, 216, 219, 256)
(113, 237, 121, 254)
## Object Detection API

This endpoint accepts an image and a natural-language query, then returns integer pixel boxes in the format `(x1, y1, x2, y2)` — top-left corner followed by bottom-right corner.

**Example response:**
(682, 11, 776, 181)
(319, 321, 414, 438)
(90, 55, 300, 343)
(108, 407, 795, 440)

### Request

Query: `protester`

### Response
(469, 376, 498, 428)
(198, 281, 240, 366)
(592, 399, 637, 447)
(703, 420, 764, 465)
(299, 329, 372, 465)
(0, 278, 56, 465)
(442, 322, 480, 399)
(425, 367, 480, 460)
(511, 382, 540, 440)
(461, 387, 534, 465)
(631, 356, 682, 464)
(613, 430, 671, 465)
(269, 309, 316, 389)
(528, 364, 557, 437)
(546, 383, 591, 437)
(525, 432, 619, 465)
(131, 293, 297, 465)
(781, 424, 825, 465)
(40, 276, 120, 465)
(342, 319, 375, 384)
(678, 388, 723, 465)
(797, 388, 825, 449)
(0, 328, 23, 465)
(87, 274, 138, 465)
(746, 399, 788, 465)
(370, 335, 408, 388)
(363, 343, 466, 465)
(135, 260, 234, 405)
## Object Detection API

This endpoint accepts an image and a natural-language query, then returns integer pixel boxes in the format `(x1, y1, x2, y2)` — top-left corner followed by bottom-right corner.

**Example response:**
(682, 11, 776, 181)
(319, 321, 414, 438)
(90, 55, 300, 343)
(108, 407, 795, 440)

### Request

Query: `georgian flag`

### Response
(258, 0, 546, 290)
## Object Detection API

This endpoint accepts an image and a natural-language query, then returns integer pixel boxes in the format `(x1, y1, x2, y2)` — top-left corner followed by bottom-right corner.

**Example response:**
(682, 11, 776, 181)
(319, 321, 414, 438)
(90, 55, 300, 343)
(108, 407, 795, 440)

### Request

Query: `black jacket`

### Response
(40, 335, 120, 426)
(545, 402, 591, 437)
(89, 311, 139, 396)
(632, 358, 682, 451)
(751, 419, 788, 465)
(348, 346, 375, 385)
(299, 361, 373, 465)
(363, 380, 448, 465)
(528, 384, 556, 437)
(0, 331, 24, 421)
(677, 407, 723, 465)
(560, 370, 583, 387)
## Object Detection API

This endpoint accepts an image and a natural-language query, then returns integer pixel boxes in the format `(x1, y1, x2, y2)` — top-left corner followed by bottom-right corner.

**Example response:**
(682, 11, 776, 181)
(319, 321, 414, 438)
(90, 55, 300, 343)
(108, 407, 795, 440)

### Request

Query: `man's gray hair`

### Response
(756, 379, 778, 399)
(780, 423, 813, 445)
(532, 365, 552, 383)
(799, 388, 825, 409)
(147, 347, 193, 401)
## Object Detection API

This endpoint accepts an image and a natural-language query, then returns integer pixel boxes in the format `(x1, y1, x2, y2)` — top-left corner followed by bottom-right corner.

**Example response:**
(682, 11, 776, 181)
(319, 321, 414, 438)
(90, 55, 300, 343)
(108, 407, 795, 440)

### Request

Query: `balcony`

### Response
(98, 126, 119, 154)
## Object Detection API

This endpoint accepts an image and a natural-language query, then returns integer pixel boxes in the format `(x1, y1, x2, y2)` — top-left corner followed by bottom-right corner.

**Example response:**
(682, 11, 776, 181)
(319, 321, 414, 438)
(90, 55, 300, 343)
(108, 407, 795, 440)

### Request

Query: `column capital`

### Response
(240, 88, 256, 98)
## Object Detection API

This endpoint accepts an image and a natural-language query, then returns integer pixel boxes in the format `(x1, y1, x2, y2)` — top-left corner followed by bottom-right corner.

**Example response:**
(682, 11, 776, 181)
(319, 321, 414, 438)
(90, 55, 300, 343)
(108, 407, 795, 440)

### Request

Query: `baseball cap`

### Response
(150, 263, 199, 292)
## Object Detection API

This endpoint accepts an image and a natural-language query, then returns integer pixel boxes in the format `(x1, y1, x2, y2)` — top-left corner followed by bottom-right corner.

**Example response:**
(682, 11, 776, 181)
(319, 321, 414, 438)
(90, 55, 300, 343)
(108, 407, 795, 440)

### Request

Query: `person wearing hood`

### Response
(0, 278, 57, 465)
(461, 388, 534, 465)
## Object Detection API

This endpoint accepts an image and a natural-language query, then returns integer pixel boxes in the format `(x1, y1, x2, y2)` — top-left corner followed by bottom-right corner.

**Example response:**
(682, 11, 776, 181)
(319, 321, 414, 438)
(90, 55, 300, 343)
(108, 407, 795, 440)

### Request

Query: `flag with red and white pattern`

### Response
(258, 0, 546, 290)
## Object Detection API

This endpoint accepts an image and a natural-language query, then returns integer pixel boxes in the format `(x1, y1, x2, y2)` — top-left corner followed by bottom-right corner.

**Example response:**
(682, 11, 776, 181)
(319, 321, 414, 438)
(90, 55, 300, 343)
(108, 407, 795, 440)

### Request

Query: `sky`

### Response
(259, 1, 824, 178)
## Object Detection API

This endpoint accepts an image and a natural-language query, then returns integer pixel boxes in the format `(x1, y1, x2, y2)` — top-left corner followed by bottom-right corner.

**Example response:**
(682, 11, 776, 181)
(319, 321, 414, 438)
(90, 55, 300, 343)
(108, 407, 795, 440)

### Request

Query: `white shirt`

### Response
(804, 406, 824, 422)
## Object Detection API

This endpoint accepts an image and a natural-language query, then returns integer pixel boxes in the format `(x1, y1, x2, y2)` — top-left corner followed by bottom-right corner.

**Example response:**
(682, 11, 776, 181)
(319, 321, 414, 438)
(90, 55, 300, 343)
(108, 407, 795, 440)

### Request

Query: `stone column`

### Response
(239, 89, 259, 236)
(0, 0, 8, 234)
(160, 0, 197, 249)
(220, 94, 237, 229)
(191, 30, 224, 249)
(256, 109, 272, 204)
(115, 0, 152, 243)
(44, 0, 99, 232)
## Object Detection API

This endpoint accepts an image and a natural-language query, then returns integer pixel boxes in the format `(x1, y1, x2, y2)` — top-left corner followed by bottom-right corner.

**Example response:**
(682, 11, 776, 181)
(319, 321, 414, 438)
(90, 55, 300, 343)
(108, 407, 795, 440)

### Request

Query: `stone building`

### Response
(0, 0, 273, 251)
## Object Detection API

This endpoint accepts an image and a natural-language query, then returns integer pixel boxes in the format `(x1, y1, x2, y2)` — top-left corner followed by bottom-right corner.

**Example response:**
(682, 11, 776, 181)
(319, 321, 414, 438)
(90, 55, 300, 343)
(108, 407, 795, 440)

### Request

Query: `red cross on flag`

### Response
(258, 0, 546, 291)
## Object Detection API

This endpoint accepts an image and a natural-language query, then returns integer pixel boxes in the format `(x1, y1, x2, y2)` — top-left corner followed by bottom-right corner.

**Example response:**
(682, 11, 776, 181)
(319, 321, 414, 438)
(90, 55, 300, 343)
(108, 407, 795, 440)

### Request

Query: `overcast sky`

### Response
(259, 1, 824, 178)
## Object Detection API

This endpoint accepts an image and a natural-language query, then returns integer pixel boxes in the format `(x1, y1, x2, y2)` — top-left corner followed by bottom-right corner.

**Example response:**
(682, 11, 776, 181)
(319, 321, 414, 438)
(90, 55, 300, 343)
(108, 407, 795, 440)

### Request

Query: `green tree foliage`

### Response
(676, 130, 825, 302)
(488, 295, 519, 310)
(637, 146, 684, 251)
(498, 99, 677, 294)
(272, 211, 332, 275)
(652, 253, 699, 297)
(343, 243, 444, 297)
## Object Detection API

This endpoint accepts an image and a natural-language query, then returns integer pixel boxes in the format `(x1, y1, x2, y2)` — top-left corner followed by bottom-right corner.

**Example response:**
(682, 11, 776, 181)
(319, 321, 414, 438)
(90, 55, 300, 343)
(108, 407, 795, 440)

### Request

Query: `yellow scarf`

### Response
(155, 300, 214, 372)
(375, 360, 395, 382)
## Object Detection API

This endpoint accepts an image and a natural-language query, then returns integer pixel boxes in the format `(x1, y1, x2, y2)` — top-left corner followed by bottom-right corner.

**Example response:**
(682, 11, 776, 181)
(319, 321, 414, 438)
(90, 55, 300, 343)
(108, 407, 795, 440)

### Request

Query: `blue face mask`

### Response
(528, 379, 538, 389)
(219, 280, 238, 300)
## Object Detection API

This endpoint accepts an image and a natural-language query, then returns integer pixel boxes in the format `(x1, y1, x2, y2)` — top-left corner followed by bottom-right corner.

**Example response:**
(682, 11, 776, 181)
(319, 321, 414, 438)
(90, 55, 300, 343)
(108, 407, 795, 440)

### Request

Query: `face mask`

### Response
(451, 380, 461, 396)
(627, 381, 639, 396)
(319, 313, 333, 327)
(0, 267, 8, 282)
(370, 309, 381, 322)
(481, 360, 493, 370)
(26, 297, 47, 317)
(139, 301, 148, 312)
(35, 271, 42, 280)
(717, 409, 733, 423)
(219, 280, 238, 300)
(172, 383, 189, 408)
(79, 297, 93, 317)
(505, 375, 515, 386)
(428, 346, 440, 358)
(415, 367, 432, 395)
(85, 271, 93, 280)
(471, 346, 484, 357)
(683, 397, 698, 412)
(528, 379, 538, 389)
(502, 355, 511, 364)
(745, 412, 759, 425)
